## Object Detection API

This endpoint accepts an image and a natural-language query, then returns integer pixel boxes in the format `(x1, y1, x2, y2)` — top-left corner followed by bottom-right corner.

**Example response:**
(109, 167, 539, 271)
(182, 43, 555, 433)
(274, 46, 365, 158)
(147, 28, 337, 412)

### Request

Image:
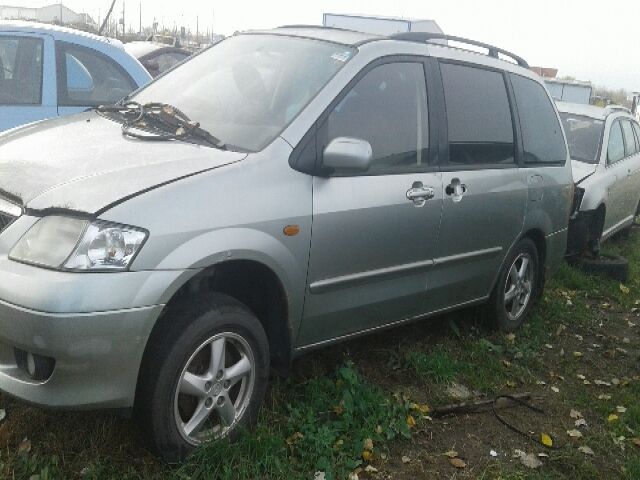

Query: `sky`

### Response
(8, 0, 640, 91)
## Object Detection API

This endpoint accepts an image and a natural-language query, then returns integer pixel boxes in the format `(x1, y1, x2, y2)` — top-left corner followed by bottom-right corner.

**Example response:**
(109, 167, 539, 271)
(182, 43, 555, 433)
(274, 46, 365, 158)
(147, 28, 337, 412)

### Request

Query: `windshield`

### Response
(133, 34, 356, 152)
(560, 113, 604, 164)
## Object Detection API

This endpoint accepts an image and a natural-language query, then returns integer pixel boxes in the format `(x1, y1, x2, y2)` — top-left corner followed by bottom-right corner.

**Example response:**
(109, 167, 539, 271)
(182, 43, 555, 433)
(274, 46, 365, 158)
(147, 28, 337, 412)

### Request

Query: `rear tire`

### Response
(136, 294, 270, 462)
(487, 238, 539, 332)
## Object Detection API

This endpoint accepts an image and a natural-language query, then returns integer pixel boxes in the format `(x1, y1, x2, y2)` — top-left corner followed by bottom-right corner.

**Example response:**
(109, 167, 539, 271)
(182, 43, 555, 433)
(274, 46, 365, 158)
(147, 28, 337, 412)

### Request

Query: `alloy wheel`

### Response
(504, 252, 534, 322)
(173, 332, 255, 445)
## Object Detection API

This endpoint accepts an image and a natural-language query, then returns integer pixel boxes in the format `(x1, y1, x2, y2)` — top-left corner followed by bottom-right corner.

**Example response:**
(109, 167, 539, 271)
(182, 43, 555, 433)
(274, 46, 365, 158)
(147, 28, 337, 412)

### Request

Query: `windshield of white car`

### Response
(560, 113, 604, 164)
(133, 34, 356, 152)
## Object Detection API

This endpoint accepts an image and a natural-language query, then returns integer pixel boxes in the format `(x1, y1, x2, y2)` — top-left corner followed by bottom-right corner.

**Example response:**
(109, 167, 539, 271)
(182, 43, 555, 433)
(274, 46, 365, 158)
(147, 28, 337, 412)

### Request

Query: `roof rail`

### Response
(389, 32, 529, 68)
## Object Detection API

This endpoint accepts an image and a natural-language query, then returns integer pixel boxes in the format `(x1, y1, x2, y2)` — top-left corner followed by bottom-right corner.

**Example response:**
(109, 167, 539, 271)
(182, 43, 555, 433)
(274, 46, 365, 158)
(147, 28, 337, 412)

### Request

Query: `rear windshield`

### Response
(134, 34, 356, 152)
(560, 113, 604, 164)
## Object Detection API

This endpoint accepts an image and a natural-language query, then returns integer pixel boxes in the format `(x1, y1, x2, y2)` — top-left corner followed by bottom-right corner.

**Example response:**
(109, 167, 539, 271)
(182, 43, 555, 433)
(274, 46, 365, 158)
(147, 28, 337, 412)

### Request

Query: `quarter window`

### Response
(441, 63, 514, 166)
(632, 121, 640, 151)
(0, 36, 43, 105)
(323, 62, 429, 174)
(621, 120, 637, 156)
(607, 121, 625, 164)
(56, 42, 136, 107)
(511, 74, 567, 164)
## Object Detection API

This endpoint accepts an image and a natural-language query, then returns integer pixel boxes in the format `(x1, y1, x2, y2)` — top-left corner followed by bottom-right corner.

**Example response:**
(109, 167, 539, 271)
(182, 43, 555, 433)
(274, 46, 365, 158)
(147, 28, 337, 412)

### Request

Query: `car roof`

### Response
(0, 20, 124, 50)
(556, 101, 633, 121)
(245, 26, 382, 46)
(244, 26, 533, 75)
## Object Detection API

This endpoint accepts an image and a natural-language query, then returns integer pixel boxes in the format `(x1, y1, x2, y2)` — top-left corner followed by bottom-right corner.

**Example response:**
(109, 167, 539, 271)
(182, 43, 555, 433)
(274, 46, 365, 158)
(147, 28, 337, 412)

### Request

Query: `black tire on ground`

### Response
(487, 238, 539, 332)
(135, 293, 270, 462)
(577, 254, 629, 283)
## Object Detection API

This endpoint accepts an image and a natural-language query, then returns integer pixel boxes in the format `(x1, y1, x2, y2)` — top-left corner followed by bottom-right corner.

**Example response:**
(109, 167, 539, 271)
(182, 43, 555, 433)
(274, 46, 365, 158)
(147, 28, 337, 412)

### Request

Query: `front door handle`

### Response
(406, 182, 435, 207)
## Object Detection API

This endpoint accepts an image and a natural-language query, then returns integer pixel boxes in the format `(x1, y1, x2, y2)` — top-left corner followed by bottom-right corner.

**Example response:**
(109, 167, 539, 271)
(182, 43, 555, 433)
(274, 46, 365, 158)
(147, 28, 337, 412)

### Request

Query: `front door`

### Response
(604, 119, 629, 234)
(0, 33, 57, 132)
(298, 60, 443, 348)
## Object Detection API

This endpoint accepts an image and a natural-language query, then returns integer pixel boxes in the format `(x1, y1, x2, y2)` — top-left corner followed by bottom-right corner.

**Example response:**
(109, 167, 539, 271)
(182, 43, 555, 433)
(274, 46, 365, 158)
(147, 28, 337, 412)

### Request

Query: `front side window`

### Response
(322, 62, 429, 174)
(56, 42, 136, 107)
(607, 121, 625, 164)
(511, 74, 567, 164)
(560, 113, 604, 164)
(441, 63, 514, 166)
(632, 121, 640, 151)
(0, 36, 43, 105)
(134, 35, 356, 152)
(621, 119, 637, 157)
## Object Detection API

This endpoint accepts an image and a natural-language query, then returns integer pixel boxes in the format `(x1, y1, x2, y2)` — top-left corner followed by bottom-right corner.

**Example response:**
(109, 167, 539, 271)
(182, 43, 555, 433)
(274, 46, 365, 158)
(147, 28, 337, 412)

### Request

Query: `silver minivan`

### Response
(0, 27, 572, 459)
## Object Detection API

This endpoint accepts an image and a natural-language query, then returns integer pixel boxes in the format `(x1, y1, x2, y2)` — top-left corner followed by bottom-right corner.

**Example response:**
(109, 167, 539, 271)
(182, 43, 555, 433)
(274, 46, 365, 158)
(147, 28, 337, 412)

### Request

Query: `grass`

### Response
(1, 230, 640, 478)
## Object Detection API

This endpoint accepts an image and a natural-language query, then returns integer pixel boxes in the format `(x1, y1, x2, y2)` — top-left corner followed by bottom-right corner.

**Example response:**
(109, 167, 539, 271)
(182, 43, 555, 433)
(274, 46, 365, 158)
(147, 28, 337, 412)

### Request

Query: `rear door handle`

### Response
(445, 178, 467, 198)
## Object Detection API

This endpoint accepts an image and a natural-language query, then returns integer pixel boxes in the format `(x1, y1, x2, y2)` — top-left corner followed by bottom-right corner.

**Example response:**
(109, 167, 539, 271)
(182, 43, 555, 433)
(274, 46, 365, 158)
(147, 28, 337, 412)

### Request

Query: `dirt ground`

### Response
(0, 233, 639, 479)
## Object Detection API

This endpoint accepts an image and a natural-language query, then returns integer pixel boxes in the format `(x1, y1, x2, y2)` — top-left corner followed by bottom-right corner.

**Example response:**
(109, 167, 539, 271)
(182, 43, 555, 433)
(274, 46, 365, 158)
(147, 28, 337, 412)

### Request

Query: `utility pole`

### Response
(122, 0, 126, 39)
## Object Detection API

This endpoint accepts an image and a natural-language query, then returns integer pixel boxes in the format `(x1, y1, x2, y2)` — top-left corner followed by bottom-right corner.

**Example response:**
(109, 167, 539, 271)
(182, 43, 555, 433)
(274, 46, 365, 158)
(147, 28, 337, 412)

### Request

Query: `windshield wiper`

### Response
(96, 102, 226, 150)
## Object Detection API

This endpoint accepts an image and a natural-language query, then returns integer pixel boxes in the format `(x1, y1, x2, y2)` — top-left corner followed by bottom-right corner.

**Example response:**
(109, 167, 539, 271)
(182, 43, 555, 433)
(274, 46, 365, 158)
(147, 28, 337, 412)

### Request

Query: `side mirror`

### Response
(322, 137, 372, 173)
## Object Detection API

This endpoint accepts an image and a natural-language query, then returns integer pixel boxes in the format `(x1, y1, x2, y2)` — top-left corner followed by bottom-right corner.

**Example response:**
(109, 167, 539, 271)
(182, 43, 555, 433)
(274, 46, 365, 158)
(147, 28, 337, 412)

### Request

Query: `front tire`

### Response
(488, 238, 539, 332)
(136, 294, 270, 461)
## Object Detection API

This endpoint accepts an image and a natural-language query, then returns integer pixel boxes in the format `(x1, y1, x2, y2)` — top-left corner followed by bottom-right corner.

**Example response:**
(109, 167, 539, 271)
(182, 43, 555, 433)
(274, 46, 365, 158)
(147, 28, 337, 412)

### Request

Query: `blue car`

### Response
(0, 21, 152, 132)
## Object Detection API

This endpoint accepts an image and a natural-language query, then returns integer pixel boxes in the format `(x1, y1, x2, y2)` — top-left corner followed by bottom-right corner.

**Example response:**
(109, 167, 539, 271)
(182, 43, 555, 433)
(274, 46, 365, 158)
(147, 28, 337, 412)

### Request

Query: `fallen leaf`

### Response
(446, 383, 471, 400)
(623, 337, 631, 344)
(443, 450, 459, 458)
(545, 344, 553, 349)
(575, 419, 588, 428)
(375, 425, 383, 434)
(401, 455, 411, 464)
(506, 381, 517, 388)
(541, 433, 553, 447)
(410, 403, 430, 414)
(333, 404, 344, 415)
(573, 351, 583, 358)
(608, 414, 619, 422)
(502, 360, 512, 368)
(632, 438, 640, 448)
(611, 378, 620, 386)
(536, 380, 546, 385)
(551, 386, 560, 393)
(520, 452, 543, 469)
(490, 449, 498, 457)
(620, 284, 630, 294)
(578, 446, 595, 456)
(584, 380, 592, 385)
(449, 457, 466, 469)
(577, 374, 586, 380)
(363, 438, 374, 451)
(286, 432, 304, 446)
(595, 380, 611, 387)
(406, 415, 416, 429)
(575, 334, 584, 341)
(18, 438, 31, 455)
(364, 465, 378, 473)
(617, 406, 627, 413)
(348, 473, 359, 480)
(567, 429, 583, 438)
(505, 333, 516, 343)
(570, 409, 583, 419)
(362, 450, 373, 462)
(599, 394, 612, 401)
(314, 472, 326, 480)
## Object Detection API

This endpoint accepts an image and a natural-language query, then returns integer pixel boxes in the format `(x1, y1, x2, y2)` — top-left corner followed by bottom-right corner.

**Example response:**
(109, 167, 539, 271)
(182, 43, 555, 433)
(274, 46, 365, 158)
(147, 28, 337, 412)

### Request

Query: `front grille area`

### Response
(0, 211, 16, 234)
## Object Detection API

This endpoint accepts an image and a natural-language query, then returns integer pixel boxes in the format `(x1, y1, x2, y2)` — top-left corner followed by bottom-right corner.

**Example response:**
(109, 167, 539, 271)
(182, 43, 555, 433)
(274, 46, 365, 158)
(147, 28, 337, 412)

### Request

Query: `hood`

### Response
(0, 112, 246, 214)
(571, 159, 597, 185)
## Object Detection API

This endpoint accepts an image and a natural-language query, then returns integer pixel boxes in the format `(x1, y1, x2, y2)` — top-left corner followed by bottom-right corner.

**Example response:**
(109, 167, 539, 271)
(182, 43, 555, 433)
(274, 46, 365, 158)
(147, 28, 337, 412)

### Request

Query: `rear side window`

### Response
(510, 74, 567, 164)
(621, 119, 637, 156)
(0, 36, 43, 105)
(323, 62, 429, 174)
(632, 122, 640, 151)
(607, 121, 625, 164)
(441, 63, 514, 166)
(56, 42, 136, 107)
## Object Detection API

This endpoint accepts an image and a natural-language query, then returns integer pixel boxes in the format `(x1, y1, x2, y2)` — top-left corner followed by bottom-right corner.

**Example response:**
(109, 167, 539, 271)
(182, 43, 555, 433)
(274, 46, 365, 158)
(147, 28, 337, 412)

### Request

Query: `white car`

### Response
(559, 102, 640, 255)
(0, 21, 151, 132)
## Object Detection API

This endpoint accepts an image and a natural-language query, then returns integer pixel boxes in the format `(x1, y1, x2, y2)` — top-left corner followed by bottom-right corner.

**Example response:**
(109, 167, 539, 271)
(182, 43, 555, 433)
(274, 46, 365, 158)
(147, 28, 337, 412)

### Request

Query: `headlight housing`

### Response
(10, 216, 148, 271)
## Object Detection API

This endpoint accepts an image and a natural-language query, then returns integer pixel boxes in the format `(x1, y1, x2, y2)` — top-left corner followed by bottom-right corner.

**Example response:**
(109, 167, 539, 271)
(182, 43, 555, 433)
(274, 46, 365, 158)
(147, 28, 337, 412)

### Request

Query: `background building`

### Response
(0, 4, 97, 29)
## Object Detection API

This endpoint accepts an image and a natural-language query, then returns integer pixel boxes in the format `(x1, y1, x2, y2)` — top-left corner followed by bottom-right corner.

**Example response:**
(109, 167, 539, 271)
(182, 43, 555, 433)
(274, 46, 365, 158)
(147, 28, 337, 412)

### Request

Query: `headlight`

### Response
(10, 216, 147, 271)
